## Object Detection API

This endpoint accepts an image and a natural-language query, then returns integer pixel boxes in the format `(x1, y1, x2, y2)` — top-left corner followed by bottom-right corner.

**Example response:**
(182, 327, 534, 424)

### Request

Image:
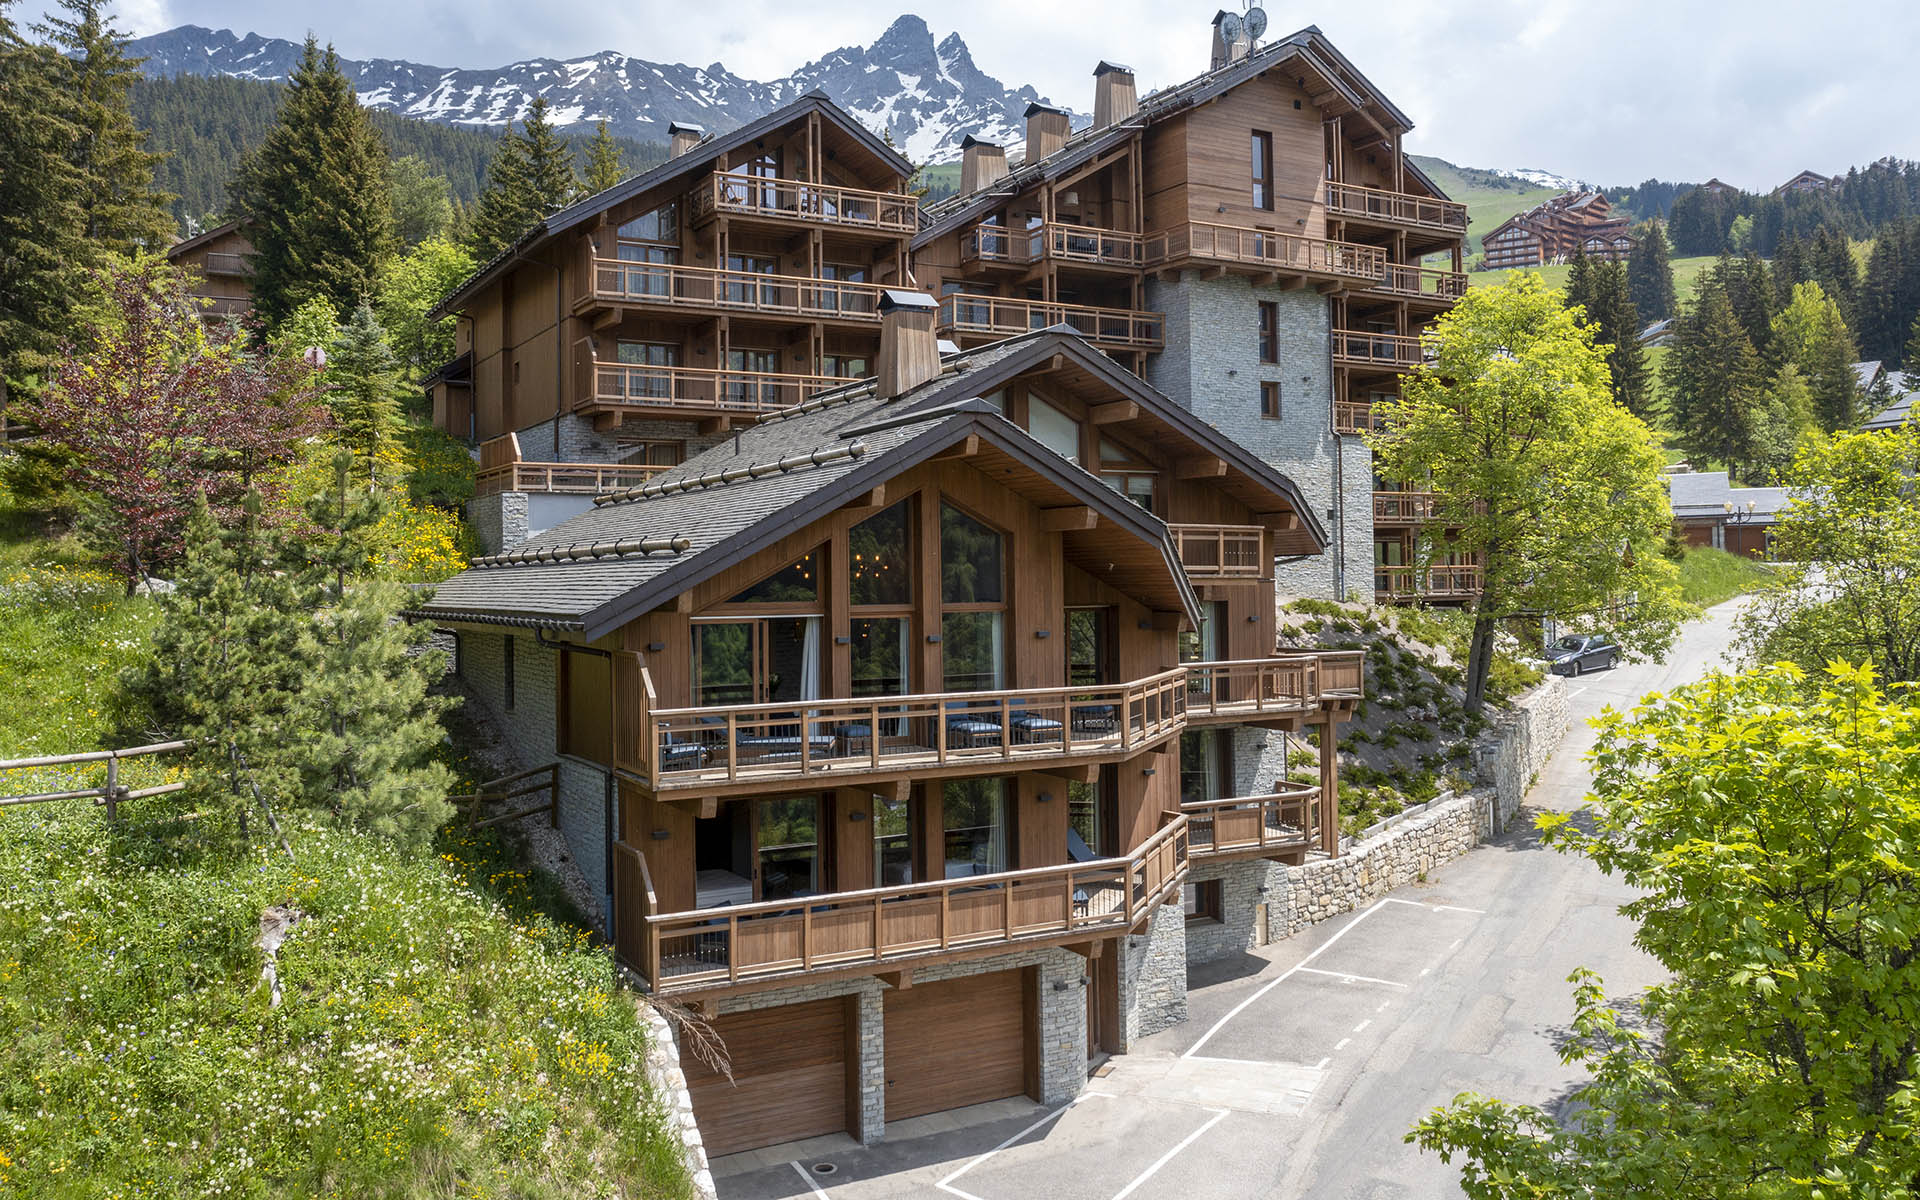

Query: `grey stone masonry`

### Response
(1143, 273, 1373, 602)
(1487, 676, 1569, 832)
(1185, 857, 1291, 964)
(465, 491, 528, 556)
(1118, 902, 1188, 1047)
(637, 999, 718, 1199)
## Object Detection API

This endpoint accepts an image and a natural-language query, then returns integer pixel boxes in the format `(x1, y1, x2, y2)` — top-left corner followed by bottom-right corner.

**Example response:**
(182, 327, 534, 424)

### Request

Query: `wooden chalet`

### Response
(166, 220, 255, 318)
(1774, 169, 1837, 196)
(417, 301, 1363, 1155)
(1480, 190, 1631, 269)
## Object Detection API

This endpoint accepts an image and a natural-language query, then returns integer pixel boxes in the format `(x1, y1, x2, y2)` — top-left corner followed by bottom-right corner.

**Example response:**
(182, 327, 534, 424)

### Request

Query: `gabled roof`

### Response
(1666, 471, 1789, 521)
(1853, 360, 1885, 390)
(916, 26, 1433, 246)
(429, 92, 912, 320)
(165, 218, 249, 258)
(414, 328, 1245, 639)
(1863, 387, 1916, 432)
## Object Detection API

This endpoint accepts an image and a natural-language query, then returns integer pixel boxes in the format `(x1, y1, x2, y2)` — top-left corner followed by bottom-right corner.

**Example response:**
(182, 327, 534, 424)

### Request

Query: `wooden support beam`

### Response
(699, 796, 718, 820)
(592, 308, 623, 332)
(841, 484, 889, 518)
(1064, 939, 1104, 960)
(1088, 400, 1138, 425)
(1150, 610, 1186, 632)
(697, 416, 733, 436)
(937, 434, 981, 459)
(1315, 281, 1344, 295)
(1175, 455, 1227, 480)
(592, 411, 621, 433)
(1257, 511, 1301, 531)
(1040, 506, 1099, 532)
(1281, 276, 1309, 291)
(879, 968, 913, 991)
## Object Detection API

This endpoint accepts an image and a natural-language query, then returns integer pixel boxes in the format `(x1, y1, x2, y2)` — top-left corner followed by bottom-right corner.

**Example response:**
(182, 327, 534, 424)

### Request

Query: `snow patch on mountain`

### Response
(1496, 167, 1586, 191)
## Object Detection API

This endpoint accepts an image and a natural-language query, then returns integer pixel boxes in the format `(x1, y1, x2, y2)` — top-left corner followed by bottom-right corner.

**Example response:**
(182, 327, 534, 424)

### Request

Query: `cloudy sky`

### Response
(60, 0, 1920, 188)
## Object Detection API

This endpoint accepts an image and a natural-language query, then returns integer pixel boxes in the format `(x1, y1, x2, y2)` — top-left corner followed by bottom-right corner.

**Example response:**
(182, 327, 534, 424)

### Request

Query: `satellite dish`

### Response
(1217, 11, 1244, 44)
(1244, 6, 1268, 40)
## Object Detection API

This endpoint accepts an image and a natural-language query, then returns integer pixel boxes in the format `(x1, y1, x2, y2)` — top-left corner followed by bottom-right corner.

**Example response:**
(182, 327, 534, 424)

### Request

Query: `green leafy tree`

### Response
(326, 303, 402, 479)
(1369, 275, 1685, 715)
(268, 295, 341, 368)
(387, 154, 454, 247)
(1738, 425, 1920, 682)
(582, 119, 625, 194)
(1411, 660, 1920, 1197)
(1748, 363, 1816, 481)
(1905, 311, 1920, 391)
(1664, 275, 1765, 472)
(374, 236, 475, 382)
(229, 37, 395, 329)
(1626, 222, 1676, 322)
(1772, 281, 1862, 430)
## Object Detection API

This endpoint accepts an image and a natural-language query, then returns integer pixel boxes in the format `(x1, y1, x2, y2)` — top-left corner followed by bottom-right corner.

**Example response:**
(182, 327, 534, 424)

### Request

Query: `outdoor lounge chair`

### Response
(1007, 698, 1064, 745)
(944, 699, 1004, 748)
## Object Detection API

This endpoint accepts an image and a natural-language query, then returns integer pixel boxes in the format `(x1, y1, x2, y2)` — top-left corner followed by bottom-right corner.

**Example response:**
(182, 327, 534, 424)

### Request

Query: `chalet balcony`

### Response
(201, 251, 252, 277)
(936, 294, 1164, 353)
(574, 355, 849, 423)
(1168, 523, 1265, 580)
(1144, 223, 1385, 285)
(640, 668, 1189, 795)
(200, 296, 253, 318)
(689, 173, 917, 235)
(1183, 651, 1365, 727)
(1324, 182, 1468, 236)
(474, 460, 670, 497)
(1332, 329, 1430, 373)
(614, 816, 1190, 994)
(1184, 781, 1324, 861)
(1334, 399, 1390, 435)
(1369, 264, 1468, 308)
(580, 257, 891, 323)
(1372, 490, 1441, 525)
(959, 222, 1145, 271)
(1375, 564, 1484, 603)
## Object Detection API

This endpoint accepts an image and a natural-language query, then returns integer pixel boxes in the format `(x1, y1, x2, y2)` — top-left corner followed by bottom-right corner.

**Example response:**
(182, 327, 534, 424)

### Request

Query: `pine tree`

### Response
(1565, 256, 1652, 421)
(1565, 245, 1593, 315)
(36, 0, 174, 256)
(1809, 225, 1859, 319)
(465, 125, 532, 260)
(519, 97, 579, 214)
(1773, 281, 1863, 431)
(1905, 313, 1920, 391)
(583, 119, 625, 195)
(1773, 233, 1811, 304)
(229, 37, 395, 329)
(1719, 253, 1776, 356)
(1665, 276, 1764, 473)
(326, 303, 402, 479)
(1627, 222, 1676, 322)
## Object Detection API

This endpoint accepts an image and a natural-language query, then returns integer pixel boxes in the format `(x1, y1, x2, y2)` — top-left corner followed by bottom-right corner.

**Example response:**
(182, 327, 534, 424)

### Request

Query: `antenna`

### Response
(1216, 10, 1244, 45)
(1244, 5, 1269, 42)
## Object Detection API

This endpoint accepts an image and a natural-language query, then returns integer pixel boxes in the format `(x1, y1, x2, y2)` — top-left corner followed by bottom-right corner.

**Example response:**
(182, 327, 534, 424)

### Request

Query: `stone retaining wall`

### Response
(638, 1001, 718, 1200)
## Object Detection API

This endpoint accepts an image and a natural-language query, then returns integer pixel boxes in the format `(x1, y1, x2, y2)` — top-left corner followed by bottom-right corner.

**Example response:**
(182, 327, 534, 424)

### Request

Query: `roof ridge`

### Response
(594, 439, 870, 506)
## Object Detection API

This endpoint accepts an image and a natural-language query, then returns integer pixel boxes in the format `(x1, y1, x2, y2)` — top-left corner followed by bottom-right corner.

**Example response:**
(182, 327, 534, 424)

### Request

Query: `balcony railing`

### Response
(937, 294, 1164, 351)
(474, 461, 671, 497)
(1371, 264, 1468, 305)
(960, 222, 1145, 269)
(643, 668, 1189, 790)
(1375, 564, 1484, 601)
(1333, 329, 1429, 371)
(201, 251, 252, 277)
(615, 815, 1190, 993)
(1325, 182, 1468, 234)
(1372, 490, 1440, 524)
(583, 258, 890, 321)
(1334, 399, 1390, 434)
(690, 173, 917, 233)
(1184, 783, 1322, 860)
(1144, 223, 1386, 282)
(1186, 655, 1330, 724)
(579, 360, 848, 417)
(1169, 523, 1265, 579)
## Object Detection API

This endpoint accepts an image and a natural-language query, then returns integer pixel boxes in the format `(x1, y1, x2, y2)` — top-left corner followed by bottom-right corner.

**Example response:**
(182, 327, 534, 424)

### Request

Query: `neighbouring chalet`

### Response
(424, 94, 922, 547)
(1480, 190, 1633, 270)
(415, 299, 1364, 1155)
(1773, 169, 1838, 196)
(166, 220, 255, 318)
(1668, 470, 1786, 558)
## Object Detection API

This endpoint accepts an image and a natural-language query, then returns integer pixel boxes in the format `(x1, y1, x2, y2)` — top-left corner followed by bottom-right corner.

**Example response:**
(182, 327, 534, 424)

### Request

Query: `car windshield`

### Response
(1554, 636, 1586, 651)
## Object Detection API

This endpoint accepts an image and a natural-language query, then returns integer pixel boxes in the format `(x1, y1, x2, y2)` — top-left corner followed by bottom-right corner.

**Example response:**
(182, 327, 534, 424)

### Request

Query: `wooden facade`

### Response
(166, 221, 256, 318)
(1480, 190, 1632, 270)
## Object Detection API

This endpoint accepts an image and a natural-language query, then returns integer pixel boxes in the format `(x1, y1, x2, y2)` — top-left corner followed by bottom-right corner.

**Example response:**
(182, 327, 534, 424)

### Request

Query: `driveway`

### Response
(714, 602, 1748, 1200)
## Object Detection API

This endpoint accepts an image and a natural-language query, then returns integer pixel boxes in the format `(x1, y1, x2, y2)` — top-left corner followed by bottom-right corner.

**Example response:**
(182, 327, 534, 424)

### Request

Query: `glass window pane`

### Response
(1068, 779, 1102, 857)
(693, 622, 754, 706)
(729, 549, 820, 604)
(942, 611, 1004, 692)
(874, 793, 913, 886)
(940, 503, 1003, 604)
(942, 779, 1007, 877)
(1029, 396, 1082, 464)
(1180, 730, 1229, 803)
(850, 501, 912, 606)
(616, 204, 677, 242)
(1067, 609, 1108, 687)
(757, 795, 819, 900)
(851, 617, 908, 698)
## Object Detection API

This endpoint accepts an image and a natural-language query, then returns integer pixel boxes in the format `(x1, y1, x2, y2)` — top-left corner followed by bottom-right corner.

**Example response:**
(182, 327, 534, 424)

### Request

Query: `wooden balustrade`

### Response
(1371, 263, 1468, 304)
(1184, 656, 1324, 723)
(937, 294, 1164, 351)
(200, 251, 253, 276)
(1375, 564, 1484, 600)
(474, 461, 671, 496)
(1324, 182, 1469, 233)
(1315, 650, 1366, 699)
(583, 257, 890, 321)
(1334, 399, 1389, 434)
(644, 668, 1189, 790)
(960, 222, 1144, 268)
(691, 173, 918, 233)
(580, 360, 847, 416)
(1332, 329, 1429, 371)
(621, 814, 1190, 992)
(1372, 490, 1440, 524)
(1183, 784, 1321, 860)
(1144, 222, 1386, 281)
(1169, 523, 1265, 579)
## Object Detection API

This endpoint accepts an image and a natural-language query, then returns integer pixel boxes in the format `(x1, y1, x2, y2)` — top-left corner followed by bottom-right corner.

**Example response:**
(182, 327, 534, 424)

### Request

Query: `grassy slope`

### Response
(1476, 254, 1719, 303)
(0, 484, 691, 1199)
(1409, 155, 1564, 249)
(1676, 546, 1776, 608)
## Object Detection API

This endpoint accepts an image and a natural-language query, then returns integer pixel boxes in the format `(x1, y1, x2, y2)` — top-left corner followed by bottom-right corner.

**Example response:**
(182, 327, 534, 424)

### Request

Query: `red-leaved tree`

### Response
(25, 257, 324, 587)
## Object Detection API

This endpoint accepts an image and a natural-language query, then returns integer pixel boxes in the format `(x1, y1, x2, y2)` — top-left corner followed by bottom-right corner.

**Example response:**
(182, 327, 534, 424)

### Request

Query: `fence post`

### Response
(104, 754, 118, 823)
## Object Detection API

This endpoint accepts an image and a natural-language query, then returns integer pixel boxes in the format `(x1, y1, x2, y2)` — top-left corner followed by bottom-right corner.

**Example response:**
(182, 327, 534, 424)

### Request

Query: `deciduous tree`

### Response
(387, 154, 453, 247)
(374, 237, 475, 382)
(1772, 280, 1863, 430)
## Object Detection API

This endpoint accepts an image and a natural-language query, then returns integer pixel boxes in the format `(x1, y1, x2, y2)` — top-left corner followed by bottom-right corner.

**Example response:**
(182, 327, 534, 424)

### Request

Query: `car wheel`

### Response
(1567, 659, 1581, 677)
(1605, 654, 1617, 670)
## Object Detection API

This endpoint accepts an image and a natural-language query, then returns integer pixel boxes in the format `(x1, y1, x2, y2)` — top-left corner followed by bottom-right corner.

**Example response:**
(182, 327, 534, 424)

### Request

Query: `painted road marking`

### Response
(1109, 1108, 1232, 1200)
(1352, 1020, 1371, 1033)
(1334, 1037, 1351, 1051)
(788, 1160, 831, 1200)
(1314, 1056, 1330, 1070)
(1383, 897, 1487, 915)
(1376, 1001, 1391, 1013)
(935, 1094, 1112, 1200)
(1296, 966, 1409, 988)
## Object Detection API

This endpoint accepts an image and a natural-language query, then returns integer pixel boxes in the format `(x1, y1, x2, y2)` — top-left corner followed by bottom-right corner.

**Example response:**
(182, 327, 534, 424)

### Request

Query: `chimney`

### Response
(1211, 10, 1249, 69)
(1093, 61, 1137, 128)
(960, 134, 1008, 194)
(668, 122, 703, 158)
(1023, 102, 1070, 164)
(876, 290, 940, 400)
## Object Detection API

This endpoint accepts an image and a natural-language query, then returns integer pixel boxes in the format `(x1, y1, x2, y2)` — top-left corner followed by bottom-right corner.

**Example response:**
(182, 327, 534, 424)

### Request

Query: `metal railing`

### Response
(1169, 524, 1265, 579)
(617, 814, 1190, 992)
(1333, 329, 1430, 370)
(584, 258, 891, 321)
(937, 294, 1164, 350)
(691, 174, 917, 233)
(643, 668, 1189, 789)
(1184, 783, 1321, 859)
(1372, 264, 1468, 304)
(1324, 182, 1468, 233)
(580, 360, 847, 416)
(960, 221, 1144, 269)
(0, 741, 190, 820)
(1144, 222, 1386, 281)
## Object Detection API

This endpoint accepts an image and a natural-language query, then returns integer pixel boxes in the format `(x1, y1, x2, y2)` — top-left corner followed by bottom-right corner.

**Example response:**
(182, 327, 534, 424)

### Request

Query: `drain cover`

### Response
(812, 1163, 839, 1176)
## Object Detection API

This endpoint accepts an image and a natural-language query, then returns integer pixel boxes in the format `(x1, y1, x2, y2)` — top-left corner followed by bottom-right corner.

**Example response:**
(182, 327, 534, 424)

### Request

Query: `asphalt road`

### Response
(715, 602, 1747, 1200)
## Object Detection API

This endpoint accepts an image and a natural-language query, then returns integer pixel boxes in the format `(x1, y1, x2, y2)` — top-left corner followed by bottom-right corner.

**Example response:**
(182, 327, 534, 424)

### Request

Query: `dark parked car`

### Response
(1544, 633, 1618, 676)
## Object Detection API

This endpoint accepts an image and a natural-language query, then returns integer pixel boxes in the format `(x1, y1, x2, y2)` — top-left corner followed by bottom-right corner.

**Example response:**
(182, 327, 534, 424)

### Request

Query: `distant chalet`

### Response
(1479, 190, 1634, 270)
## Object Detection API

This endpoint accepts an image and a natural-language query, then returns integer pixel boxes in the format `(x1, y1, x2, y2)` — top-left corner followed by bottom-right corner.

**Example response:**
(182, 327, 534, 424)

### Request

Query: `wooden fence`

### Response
(450, 762, 559, 829)
(0, 740, 191, 820)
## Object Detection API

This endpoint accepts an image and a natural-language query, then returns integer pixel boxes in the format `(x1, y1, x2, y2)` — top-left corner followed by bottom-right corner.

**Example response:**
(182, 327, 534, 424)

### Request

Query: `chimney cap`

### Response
(1023, 101, 1069, 119)
(878, 289, 938, 314)
(1094, 60, 1134, 76)
(961, 133, 1003, 150)
(668, 121, 704, 136)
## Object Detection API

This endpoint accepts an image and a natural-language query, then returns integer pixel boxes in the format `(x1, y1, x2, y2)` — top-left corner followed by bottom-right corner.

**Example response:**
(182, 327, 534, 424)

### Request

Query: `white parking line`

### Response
(788, 1160, 831, 1200)
(1109, 1108, 1232, 1200)
(1352, 1020, 1370, 1033)
(1314, 1056, 1330, 1069)
(935, 1093, 1112, 1200)
(1334, 1037, 1351, 1051)
(1376, 1001, 1391, 1013)
(1296, 966, 1409, 988)
(1383, 897, 1488, 915)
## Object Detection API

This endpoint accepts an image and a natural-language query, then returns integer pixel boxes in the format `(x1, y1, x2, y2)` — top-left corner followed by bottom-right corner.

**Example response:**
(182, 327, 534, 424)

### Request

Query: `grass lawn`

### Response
(1474, 254, 1719, 302)
(1676, 546, 1776, 608)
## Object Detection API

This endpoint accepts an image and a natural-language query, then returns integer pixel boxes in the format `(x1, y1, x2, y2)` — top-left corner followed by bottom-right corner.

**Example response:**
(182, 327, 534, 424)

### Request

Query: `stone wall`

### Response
(1118, 902, 1189, 1047)
(638, 1000, 718, 1200)
(1184, 857, 1290, 964)
(1486, 675, 1569, 831)
(465, 492, 528, 556)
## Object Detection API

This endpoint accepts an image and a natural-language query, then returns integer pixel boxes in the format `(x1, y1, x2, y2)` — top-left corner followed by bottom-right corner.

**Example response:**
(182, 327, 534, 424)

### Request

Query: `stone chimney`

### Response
(1023, 102, 1070, 164)
(960, 134, 1008, 195)
(668, 122, 703, 158)
(1093, 62, 1137, 128)
(876, 290, 941, 400)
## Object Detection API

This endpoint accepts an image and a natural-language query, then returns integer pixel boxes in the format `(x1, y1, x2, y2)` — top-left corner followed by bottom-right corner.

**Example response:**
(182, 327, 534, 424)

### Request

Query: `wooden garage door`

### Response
(683, 996, 850, 1156)
(884, 968, 1033, 1122)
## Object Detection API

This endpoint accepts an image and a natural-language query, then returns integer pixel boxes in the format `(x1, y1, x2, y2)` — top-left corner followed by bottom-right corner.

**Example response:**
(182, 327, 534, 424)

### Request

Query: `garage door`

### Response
(884, 968, 1033, 1122)
(683, 996, 850, 1156)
